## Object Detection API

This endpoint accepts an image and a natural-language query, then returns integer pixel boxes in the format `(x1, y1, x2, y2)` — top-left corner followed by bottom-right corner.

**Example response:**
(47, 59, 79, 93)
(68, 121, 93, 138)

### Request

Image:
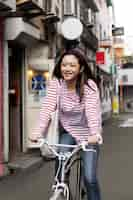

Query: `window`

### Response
(63, 0, 76, 16)
(45, 0, 52, 12)
(122, 75, 128, 83)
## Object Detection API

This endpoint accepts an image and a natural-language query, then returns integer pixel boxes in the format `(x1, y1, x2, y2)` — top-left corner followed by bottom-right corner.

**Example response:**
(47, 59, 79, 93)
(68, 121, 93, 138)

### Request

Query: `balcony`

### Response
(113, 37, 125, 49)
(0, 0, 16, 11)
(16, 0, 45, 18)
(5, 18, 42, 46)
(17, 0, 41, 10)
(99, 39, 113, 48)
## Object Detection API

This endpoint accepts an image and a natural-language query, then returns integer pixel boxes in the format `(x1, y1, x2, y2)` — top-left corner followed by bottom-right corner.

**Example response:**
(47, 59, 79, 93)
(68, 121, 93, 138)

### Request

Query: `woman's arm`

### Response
(85, 80, 103, 144)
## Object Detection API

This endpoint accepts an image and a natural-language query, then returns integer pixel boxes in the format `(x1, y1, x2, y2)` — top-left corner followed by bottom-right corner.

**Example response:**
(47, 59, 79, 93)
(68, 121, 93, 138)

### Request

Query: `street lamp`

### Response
(61, 17, 83, 40)
(61, 17, 83, 50)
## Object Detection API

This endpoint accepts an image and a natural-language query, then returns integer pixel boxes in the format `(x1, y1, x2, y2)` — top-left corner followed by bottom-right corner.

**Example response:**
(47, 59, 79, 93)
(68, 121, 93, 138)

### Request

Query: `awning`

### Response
(29, 58, 54, 71)
(0, 0, 16, 12)
(4, 17, 41, 46)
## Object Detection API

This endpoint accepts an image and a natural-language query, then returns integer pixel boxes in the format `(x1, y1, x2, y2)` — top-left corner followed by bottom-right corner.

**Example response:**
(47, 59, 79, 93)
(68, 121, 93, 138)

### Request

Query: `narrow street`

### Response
(0, 1, 133, 200)
(99, 114, 133, 200)
(0, 113, 133, 200)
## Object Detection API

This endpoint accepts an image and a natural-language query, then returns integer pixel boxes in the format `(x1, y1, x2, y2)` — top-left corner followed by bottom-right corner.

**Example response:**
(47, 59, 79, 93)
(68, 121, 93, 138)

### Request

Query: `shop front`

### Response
(26, 57, 54, 148)
(4, 17, 42, 161)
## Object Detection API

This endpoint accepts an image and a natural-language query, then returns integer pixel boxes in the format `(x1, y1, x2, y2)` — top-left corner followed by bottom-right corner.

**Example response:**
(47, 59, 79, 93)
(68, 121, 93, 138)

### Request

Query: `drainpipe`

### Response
(0, 17, 4, 176)
(3, 33, 9, 162)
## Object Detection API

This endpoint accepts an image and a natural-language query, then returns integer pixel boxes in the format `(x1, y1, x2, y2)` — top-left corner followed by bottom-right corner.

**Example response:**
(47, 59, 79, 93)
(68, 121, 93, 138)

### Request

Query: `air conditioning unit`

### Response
(0, 0, 16, 12)
(87, 8, 95, 28)
(63, 0, 76, 16)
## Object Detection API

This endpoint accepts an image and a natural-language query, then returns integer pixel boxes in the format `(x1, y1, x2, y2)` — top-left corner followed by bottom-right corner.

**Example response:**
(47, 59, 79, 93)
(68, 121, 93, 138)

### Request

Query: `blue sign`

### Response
(32, 74, 46, 90)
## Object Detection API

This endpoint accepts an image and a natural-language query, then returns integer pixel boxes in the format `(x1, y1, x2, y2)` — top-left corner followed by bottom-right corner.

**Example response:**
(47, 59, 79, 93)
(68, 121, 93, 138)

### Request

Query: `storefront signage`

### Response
(112, 27, 124, 36)
(96, 51, 105, 64)
(32, 74, 46, 91)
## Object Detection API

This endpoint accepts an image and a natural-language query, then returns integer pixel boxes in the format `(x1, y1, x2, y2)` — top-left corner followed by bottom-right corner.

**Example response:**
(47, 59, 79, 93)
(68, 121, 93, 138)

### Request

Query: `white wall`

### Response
(118, 69, 133, 85)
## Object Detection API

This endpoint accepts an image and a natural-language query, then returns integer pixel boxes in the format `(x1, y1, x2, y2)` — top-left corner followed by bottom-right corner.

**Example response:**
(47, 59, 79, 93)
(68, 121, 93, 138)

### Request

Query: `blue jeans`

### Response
(58, 132, 101, 200)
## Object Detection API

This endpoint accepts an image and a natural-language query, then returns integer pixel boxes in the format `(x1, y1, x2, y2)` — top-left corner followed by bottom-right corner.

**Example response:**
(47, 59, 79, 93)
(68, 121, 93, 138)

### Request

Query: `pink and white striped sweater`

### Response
(34, 78, 103, 143)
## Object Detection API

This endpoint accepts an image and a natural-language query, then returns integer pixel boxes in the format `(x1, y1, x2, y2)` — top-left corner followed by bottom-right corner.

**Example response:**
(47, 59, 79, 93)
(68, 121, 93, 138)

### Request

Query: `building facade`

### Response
(95, 0, 114, 120)
(0, 0, 16, 175)
(0, 0, 115, 175)
(2, 0, 62, 165)
(118, 63, 133, 112)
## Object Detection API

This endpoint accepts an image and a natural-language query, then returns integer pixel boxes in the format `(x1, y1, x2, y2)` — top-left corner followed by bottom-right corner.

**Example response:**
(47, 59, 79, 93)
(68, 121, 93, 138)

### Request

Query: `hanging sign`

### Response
(112, 27, 124, 36)
(96, 51, 105, 64)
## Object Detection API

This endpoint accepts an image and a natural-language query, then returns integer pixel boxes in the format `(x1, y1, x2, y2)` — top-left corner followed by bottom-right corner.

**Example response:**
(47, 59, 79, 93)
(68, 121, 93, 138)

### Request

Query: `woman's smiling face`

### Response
(60, 54, 80, 82)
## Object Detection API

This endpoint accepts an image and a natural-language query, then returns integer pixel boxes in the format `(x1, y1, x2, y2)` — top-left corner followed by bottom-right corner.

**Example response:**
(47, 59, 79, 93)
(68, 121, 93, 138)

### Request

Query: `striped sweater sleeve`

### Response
(33, 79, 58, 137)
(85, 80, 103, 142)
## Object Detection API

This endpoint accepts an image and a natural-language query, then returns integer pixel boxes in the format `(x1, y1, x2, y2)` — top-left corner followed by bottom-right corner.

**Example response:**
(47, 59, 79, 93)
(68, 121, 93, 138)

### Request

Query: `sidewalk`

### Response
(1, 151, 44, 179)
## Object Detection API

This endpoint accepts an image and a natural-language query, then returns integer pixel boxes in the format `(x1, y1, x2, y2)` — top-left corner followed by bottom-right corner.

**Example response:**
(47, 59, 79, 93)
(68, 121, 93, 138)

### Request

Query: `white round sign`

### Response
(61, 17, 83, 40)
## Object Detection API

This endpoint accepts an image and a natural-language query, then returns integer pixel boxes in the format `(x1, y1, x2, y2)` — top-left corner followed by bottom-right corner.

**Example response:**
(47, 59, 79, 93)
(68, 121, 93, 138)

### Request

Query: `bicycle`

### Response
(37, 139, 97, 200)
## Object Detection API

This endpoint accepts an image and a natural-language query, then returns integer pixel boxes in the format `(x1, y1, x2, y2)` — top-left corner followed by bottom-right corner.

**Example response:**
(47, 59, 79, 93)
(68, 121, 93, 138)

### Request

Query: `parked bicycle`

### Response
(36, 139, 96, 200)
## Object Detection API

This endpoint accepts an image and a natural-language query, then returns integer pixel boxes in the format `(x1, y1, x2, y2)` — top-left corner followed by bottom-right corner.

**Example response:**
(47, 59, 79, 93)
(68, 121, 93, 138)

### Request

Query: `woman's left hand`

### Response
(87, 135, 99, 144)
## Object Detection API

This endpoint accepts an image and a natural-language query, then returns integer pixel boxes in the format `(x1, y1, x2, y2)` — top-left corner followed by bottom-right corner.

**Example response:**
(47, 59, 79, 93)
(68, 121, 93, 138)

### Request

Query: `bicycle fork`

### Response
(50, 157, 70, 200)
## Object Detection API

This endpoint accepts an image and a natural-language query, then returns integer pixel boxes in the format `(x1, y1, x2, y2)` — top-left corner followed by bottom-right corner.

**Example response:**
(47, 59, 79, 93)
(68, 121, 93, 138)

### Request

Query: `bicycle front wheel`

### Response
(49, 190, 67, 200)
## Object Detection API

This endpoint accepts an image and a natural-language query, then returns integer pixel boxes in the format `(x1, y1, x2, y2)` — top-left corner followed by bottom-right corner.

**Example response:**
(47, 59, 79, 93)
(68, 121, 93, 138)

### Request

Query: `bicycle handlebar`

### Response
(37, 138, 96, 158)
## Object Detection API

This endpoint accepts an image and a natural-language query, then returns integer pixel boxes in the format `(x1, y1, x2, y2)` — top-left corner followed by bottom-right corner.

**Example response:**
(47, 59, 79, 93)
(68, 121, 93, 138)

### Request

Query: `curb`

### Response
(8, 155, 43, 174)
(0, 154, 44, 180)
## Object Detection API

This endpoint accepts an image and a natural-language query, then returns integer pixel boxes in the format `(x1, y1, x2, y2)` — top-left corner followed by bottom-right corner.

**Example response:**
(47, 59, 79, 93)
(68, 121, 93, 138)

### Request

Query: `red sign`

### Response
(96, 51, 105, 64)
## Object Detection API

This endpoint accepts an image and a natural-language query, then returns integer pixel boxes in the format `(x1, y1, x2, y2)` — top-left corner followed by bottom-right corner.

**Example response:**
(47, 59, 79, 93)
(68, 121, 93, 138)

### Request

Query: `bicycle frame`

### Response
(38, 139, 96, 200)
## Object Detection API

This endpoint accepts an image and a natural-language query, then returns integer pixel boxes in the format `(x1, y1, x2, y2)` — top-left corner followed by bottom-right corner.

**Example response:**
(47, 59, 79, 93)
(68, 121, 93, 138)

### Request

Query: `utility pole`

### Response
(111, 37, 119, 114)
(112, 26, 125, 114)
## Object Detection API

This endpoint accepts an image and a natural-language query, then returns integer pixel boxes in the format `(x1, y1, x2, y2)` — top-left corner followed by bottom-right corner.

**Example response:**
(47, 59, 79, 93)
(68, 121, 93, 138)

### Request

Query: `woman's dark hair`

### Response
(53, 48, 97, 101)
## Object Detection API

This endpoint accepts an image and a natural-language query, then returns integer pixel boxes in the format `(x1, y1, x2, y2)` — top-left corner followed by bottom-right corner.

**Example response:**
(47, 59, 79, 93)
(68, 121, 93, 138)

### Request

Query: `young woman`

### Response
(32, 48, 103, 200)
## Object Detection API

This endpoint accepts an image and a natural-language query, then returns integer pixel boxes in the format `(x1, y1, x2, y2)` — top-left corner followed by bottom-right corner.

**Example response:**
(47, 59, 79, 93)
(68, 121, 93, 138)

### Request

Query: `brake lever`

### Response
(81, 141, 96, 152)
(81, 141, 88, 151)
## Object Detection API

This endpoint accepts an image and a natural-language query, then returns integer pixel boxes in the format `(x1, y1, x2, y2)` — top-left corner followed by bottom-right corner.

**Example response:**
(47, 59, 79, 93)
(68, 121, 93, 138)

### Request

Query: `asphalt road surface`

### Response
(0, 113, 133, 200)
(99, 114, 133, 200)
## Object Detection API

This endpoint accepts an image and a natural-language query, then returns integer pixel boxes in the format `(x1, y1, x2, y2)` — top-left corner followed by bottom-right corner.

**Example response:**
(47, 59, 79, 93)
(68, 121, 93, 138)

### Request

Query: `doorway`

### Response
(8, 45, 24, 160)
